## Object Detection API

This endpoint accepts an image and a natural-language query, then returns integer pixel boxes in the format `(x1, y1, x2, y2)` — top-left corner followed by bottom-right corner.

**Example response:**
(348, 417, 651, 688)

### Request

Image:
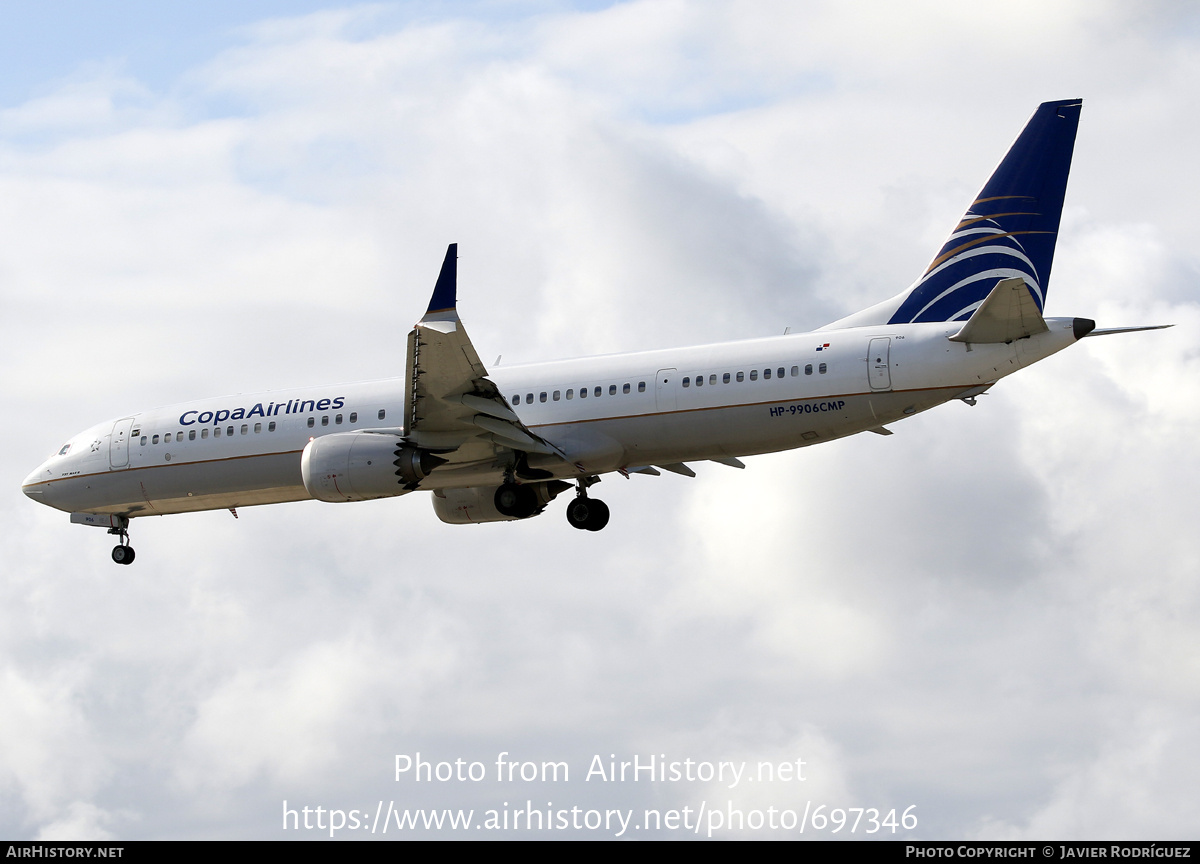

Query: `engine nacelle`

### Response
(432, 481, 569, 524)
(301, 432, 444, 503)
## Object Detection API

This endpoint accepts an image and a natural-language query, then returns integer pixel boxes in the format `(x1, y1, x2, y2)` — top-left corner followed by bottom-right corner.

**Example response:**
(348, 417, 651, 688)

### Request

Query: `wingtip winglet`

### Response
(425, 243, 458, 316)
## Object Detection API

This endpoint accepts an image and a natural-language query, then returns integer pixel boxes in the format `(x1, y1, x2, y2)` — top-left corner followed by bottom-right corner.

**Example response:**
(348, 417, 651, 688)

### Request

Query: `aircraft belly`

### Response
(40, 451, 309, 517)
(606, 399, 867, 462)
(137, 452, 307, 514)
(549, 388, 966, 465)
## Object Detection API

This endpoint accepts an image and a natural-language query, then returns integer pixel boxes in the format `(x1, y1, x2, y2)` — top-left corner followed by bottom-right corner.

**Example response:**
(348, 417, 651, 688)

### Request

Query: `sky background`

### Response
(2, 0, 1198, 840)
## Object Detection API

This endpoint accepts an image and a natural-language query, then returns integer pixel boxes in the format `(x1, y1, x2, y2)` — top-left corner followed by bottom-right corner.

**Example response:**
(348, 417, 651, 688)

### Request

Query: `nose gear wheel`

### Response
(108, 526, 136, 565)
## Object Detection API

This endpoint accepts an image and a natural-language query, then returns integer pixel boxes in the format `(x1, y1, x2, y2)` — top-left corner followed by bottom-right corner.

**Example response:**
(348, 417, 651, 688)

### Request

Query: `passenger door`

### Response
(867, 338, 892, 391)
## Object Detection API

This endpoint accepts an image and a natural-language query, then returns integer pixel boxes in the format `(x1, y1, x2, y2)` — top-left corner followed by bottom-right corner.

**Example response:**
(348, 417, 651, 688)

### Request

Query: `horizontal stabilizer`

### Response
(948, 278, 1048, 344)
(1082, 325, 1173, 337)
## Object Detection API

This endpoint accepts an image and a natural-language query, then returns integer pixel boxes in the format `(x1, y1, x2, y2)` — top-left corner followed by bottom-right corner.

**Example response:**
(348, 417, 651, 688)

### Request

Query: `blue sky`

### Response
(1, 2, 326, 104)
(0, 2, 627, 109)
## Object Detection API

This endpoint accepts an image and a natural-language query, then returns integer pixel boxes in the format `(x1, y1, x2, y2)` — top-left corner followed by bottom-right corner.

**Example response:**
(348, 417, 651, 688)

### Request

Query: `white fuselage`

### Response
(21, 318, 1081, 520)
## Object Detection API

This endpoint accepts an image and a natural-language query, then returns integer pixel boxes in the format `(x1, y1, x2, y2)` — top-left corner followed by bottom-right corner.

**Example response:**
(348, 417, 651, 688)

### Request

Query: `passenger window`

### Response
(778, 367, 785, 378)
(321, 416, 329, 426)
(566, 389, 574, 399)
(267, 422, 275, 432)
(513, 395, 521, 405)
(188, 430, 196, 441)
(594, 386, 601, 397)
(750, 370, 758, 381)
(540, 392, 547, 403)
(707, 374, 715, 385)
(805, 364, 813, 375)
(201, 429, 209, 439)
(638, 381, 646, 392)
(609, 384, 617, 395)
(140, 436, 147, 446)
(335, 414, 342, 424)
(622, 383, 630, 394)
(722, 373, 730, 384)
(764, 368, 772, 380)
(580, 388, 587, 399)
(214, 428, 222, 438)
(378, 409, 386, 420)
(241, 425, 248, 435)
(696, 375, 703, 388)
(553, 390, 561, 401)
(819, 363, 827, 374)
(682, 377, 690, 387)
(737, 372, 744, 382)
(177, 432, 184, 442)
(791, 365, 799, 377)
(349, 412, 357, 423)
(227, 426, 234, 436)
(152, 434, 160, 444)
(307, 417, 315, 428)
(254, 423, 262, 433)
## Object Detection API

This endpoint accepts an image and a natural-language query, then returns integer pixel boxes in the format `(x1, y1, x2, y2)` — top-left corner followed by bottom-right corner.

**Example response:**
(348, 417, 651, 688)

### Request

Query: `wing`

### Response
(401, 245, 570, 482)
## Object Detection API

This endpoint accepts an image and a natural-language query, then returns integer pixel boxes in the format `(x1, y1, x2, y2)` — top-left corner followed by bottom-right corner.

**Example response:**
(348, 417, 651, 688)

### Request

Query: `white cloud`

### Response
(35, 802, 119, 841)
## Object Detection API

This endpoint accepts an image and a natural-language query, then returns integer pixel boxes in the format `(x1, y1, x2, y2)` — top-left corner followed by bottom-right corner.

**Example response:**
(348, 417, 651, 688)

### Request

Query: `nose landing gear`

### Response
(565, 476, 609, 532)
(109, 526, 136, 565)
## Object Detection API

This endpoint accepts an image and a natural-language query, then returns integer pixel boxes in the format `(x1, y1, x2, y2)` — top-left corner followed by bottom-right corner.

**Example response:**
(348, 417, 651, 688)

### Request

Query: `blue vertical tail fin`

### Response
(889, 99, 1082, 324)
(822, 100, 1082, 330)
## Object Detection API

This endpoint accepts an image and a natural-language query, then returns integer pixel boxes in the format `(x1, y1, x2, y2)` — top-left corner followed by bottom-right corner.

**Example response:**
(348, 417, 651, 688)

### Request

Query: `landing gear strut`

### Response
(108, 526, 135, 565)
(565, 477, 609, 532)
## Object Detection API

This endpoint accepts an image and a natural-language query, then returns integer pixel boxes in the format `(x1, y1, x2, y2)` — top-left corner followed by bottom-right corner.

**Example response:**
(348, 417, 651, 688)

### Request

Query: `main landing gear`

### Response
(565, 477, 609, 532)
(109, 526, 135, 565)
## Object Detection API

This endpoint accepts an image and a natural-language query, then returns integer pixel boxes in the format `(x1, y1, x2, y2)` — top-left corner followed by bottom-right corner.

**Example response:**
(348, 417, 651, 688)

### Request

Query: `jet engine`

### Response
(432, 481, 570, 524)
(301, 432, 444, 502)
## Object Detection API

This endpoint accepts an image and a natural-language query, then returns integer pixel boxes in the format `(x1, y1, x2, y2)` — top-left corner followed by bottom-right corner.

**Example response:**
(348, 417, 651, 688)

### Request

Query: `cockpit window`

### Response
(58, 443, 71, 456)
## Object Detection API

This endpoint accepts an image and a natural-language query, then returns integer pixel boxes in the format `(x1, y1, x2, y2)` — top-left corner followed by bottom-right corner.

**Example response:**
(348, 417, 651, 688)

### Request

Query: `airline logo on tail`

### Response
(887, 99, 1083, 325)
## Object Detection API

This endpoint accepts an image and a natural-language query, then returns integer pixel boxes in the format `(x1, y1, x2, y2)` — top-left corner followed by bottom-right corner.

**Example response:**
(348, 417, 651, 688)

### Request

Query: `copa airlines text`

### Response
(22, 99, 1166, 563)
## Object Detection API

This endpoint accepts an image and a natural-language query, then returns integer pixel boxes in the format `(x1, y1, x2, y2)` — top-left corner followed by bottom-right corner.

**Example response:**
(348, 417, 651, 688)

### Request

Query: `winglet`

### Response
(424, 244, 458, 317)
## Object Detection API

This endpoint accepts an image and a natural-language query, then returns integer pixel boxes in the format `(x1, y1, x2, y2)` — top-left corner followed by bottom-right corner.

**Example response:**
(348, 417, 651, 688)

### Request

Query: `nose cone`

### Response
(22, 462, 53, 504)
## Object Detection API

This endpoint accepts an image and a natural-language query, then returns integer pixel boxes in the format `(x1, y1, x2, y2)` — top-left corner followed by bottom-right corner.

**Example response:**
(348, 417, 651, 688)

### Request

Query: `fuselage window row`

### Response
(506, 366, 832, 400)
(140, 419, 283, 447)
(680, 363, 825, 388)
(510, 381, 648, 406)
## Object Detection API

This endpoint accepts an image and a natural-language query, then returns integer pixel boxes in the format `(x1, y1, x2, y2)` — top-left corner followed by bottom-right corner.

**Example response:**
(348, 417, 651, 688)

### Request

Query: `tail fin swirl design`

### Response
(887, 99, 1082, 325)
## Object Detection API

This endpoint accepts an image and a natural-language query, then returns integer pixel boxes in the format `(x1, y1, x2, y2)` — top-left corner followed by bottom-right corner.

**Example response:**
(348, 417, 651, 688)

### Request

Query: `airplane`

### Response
(22, 98, 1168, 564)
